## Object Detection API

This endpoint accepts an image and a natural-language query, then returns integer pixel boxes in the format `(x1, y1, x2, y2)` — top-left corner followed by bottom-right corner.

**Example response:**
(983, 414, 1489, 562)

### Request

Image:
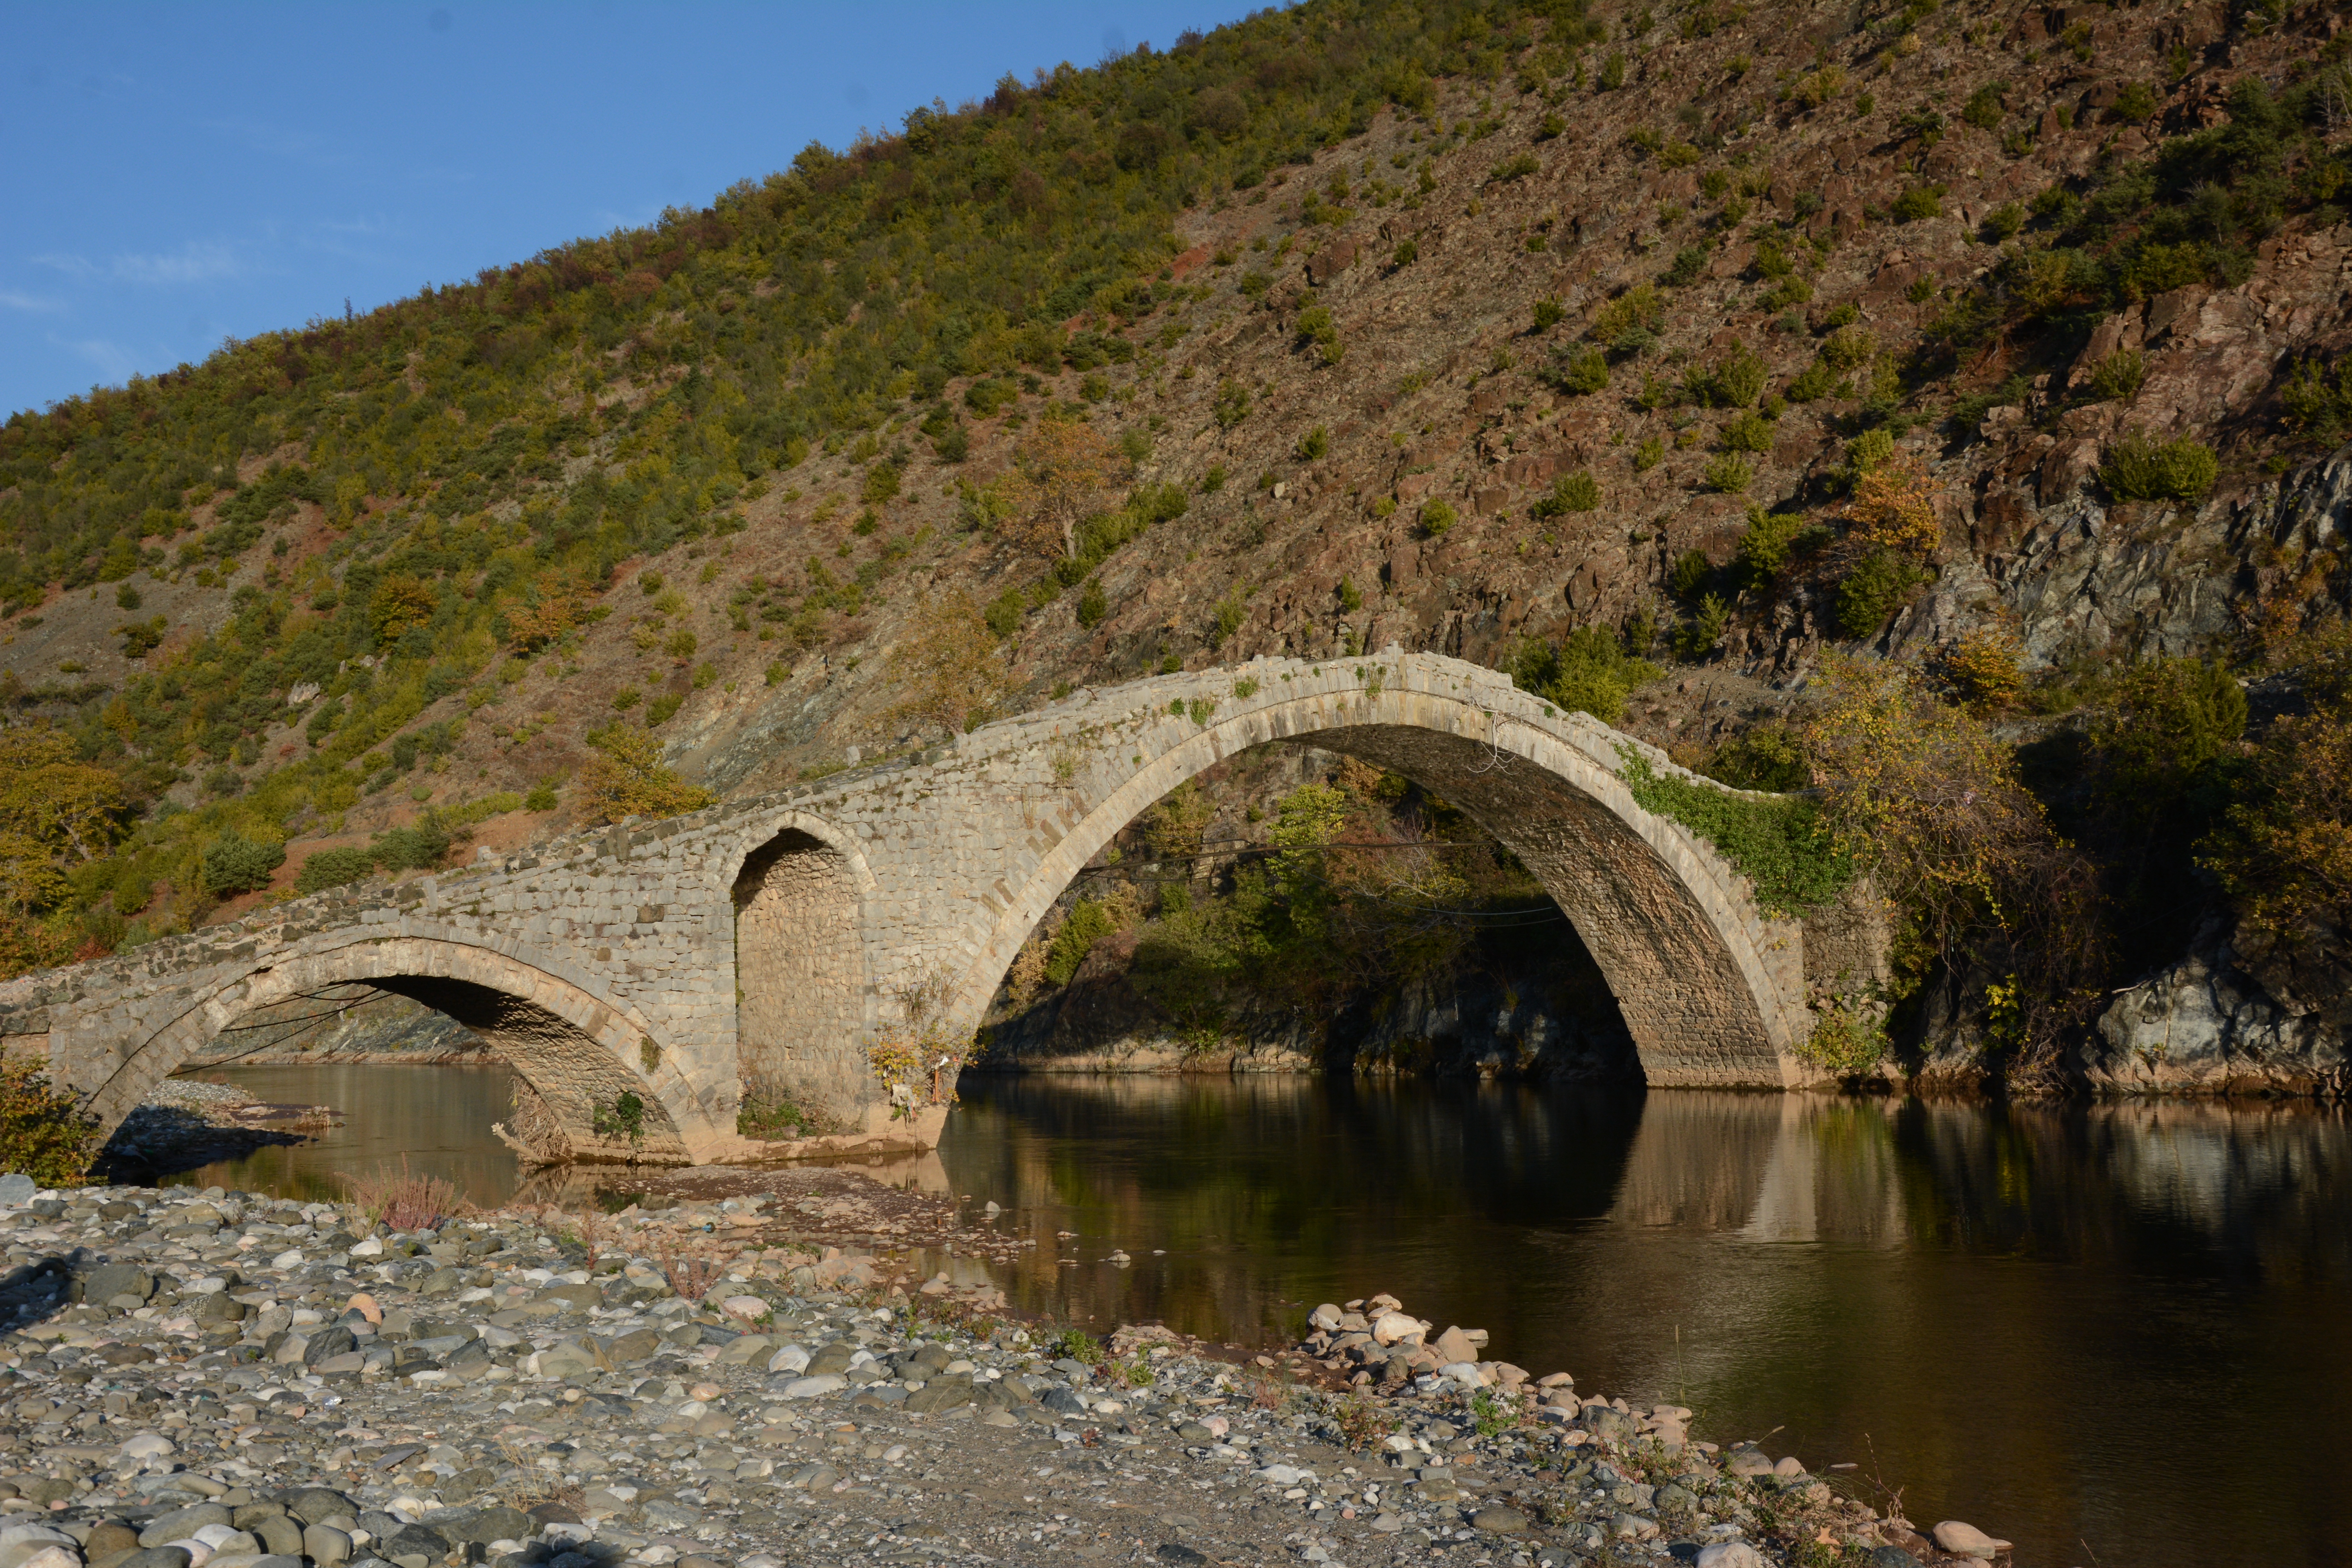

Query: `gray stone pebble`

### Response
(0, 1184, 1983, 1568)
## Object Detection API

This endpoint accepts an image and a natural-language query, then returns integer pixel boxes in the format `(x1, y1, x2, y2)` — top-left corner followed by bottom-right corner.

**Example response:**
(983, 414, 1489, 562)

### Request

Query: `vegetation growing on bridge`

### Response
(1614, 750, 1851, 918)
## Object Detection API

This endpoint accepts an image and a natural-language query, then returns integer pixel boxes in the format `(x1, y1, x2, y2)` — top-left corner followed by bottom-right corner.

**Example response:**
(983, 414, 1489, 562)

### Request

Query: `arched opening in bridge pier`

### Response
(87, 947, 691, 1189)
(732, 828, 869, 1131)
(976, 741, 1641, 1080)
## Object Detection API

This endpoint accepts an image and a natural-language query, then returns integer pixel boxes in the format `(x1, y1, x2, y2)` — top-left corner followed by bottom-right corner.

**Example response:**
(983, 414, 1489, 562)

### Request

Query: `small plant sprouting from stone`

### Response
(592, 1091, 647, 1149)
(1187, 697, 1218, 725)
(1234, 677, 1261, 700)
(639, 1036, 661, 1074)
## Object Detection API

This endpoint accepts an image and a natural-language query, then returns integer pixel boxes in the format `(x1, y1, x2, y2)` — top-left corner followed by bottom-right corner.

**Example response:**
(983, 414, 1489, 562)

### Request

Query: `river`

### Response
(170, 1064, 2352, 1567)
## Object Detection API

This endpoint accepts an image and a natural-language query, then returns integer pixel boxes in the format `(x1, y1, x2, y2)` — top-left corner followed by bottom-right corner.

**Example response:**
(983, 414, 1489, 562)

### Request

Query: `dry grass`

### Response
(657, 1240, 721, 1301)
(341, 1157, 469, 1230)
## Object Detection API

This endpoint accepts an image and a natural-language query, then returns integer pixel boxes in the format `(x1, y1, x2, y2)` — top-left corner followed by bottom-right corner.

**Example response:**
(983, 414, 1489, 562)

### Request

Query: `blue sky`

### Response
(0, 2, 1252, 419)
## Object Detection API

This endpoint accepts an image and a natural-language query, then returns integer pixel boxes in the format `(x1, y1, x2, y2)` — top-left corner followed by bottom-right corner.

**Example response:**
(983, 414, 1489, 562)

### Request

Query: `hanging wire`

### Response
(1069, 836, 1570, 924)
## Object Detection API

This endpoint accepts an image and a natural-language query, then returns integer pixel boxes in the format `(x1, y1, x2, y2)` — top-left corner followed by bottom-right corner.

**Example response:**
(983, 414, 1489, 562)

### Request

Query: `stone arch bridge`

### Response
(0, 652, 1874, 1166)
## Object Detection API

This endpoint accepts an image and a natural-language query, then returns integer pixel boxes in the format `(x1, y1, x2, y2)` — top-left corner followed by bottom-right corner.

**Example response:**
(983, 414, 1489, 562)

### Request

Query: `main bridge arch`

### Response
(939, 664, 1813, 1087)
(85, 932, 717, 1163)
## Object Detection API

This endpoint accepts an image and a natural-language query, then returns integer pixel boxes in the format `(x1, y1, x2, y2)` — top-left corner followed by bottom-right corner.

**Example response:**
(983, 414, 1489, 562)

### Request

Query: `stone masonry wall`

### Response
(732, 831, 869, 1128)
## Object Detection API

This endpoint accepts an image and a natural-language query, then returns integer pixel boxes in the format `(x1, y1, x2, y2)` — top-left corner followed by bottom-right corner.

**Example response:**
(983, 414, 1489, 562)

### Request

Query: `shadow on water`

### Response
(151, 1062, 526, 1206)
(931, 1075, 2352, 1568)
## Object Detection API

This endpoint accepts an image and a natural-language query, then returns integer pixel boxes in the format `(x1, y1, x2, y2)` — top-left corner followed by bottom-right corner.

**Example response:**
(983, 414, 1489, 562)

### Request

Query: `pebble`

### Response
(0, 1186, 1982, 1568)
(1932, 1520, 2013, 1559)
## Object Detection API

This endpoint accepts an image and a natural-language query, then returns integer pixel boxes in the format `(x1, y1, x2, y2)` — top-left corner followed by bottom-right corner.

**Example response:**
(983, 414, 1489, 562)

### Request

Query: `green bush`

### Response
(2086, 349, 2146, 403)
(1735, 505, 1821, 584)
(296, 847, 377, 895)
(0, 1056, 99, 1187)
(1961, 83, 2004, 129)
(1891, 185, 1944, 222)
(1529, 470, 1601, 515)
(1702, 723, 1810, 791)
(1669, 549, 1715, 599)
(202, 833, 284, 895)
(1296, 425, 1329, 460)
(1617, 752, 1852, 916)
(1551, 348, 1609, 395)
(1721, 410, 1773, 453)
(1077, 579, 1108, 629)
(1663, 246, 1709, 287)
(1837, 549, 1929, 636)
(1511, 626, 1659, 725)
(1703, 453, 1753, 494)
(2100, 434, 2218, 501)
(1420, 499, 1457, 536)
(374, 819, 451, 871)
(524, 782, 559, 811)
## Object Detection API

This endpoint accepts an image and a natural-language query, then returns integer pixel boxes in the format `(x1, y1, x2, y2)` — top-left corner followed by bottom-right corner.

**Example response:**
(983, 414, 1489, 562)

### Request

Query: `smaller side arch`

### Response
(82, 933, 719, 1163)
(726, 810, 877, 1129)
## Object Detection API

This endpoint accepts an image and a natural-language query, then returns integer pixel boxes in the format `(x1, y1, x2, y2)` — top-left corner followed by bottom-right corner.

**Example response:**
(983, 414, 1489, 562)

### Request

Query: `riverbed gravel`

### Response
(0, 1179, 2006, 1568)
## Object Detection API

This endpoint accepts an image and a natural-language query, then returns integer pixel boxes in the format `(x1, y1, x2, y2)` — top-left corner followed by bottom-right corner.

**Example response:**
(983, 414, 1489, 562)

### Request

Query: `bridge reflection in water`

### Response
(927, 1076, 2352, 1568)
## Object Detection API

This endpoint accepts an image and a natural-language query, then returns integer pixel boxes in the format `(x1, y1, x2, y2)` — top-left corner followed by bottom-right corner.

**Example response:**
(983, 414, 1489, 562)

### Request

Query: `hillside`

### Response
(5, 0, 2350, 1088)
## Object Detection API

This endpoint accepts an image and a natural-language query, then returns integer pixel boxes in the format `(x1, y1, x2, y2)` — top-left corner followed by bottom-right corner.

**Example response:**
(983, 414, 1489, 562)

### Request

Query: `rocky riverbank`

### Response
(0, 1178, 2012, 1568)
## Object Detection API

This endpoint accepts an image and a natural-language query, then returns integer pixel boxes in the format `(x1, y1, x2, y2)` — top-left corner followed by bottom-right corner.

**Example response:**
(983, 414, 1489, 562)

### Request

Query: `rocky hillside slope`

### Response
(5, 0, 2350, 1088)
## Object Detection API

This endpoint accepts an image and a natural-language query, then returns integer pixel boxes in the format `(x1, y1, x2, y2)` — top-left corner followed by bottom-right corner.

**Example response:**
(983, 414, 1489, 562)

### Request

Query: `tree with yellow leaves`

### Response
(578, 726, 715, 825)
(1005, 419, 1121, 563)
(1803, 655, 2103, 1068)
(886, 589, 1015, 739)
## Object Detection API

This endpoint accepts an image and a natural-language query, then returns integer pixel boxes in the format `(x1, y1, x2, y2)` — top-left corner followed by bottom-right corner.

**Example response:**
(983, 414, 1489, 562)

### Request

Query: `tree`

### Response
(1803, 657, 2104, 1064)
(579, 726, 715, 825)
(1006, 420, 1120, 563)
(886, 590, 1015, 739)
(0, 728, 126, 868)
(369, 572, 439, 642)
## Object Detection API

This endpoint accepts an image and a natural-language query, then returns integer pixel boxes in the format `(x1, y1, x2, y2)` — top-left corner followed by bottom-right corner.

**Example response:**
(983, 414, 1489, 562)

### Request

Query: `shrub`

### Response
(1390, 238, 1419, 268)
(1703, 453, 1753, 493)
(2279, 356, 2352, 440)
(580, 725, 715, 824)
(1511, 626, 1659, 725)
(2086, 349, 2146, 403)
(1296, 425, 1329, 460)
(1663, 246, 1709, 287)
(1296, 306, 1343, 363)
(1077, 579, 1108, 629)
(1591, 284, 1664, 350)
(1980, 202, 2025, 241)
(2100, 434, 2218, 501)
(1837, 549, 1929, 637)
(1669, 549, 1715, 599)
(0, 1056, 99, 1187)
(374, 818, 451, 871)
(202, 832, 284, 895)
(1937, 627, 2027, 713)
(1702, 724, 1809, 791)
(2109, 82, 2160, 121)
(1735, 505, 1820, 584)
(1961, 83, 2004, 129)
(1550, 348, 1610, 395)
(1722, 410, 1773, 452)
(296, 847, 377, 895)
(2201, 659, 2352, 946)
(1532, 296, 1564, 331)
(1617, 751, 1850, 915)
(1420, 499, 1457, 536)
(1634, 436, 1665, 472)
(1806, 657, 2106, 1060)
(524, 781, 558, 811)
(1686, 343, 1767, 407)
(1530, 471, 1601, 515)
(1489, 154, 1540, 182)
(1213, 378, 1252, 428)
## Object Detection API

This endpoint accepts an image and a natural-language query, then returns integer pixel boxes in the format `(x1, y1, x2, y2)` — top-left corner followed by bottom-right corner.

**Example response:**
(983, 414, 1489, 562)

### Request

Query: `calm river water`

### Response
(176, 1065, 2352, 1567)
